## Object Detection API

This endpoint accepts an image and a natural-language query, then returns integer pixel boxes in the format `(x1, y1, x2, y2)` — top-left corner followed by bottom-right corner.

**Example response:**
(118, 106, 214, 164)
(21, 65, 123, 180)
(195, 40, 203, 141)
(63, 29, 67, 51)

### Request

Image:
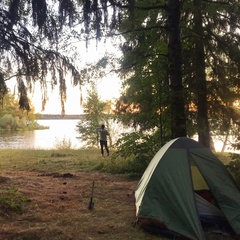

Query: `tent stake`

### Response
(88, 180, 95, 210)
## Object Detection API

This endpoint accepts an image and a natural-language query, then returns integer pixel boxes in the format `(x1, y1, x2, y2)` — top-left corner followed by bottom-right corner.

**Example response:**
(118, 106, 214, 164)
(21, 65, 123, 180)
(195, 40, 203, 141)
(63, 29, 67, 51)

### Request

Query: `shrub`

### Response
(0, 186, 29, 213)
(107, 131, 162, 176)
(54, 137, 72, 150)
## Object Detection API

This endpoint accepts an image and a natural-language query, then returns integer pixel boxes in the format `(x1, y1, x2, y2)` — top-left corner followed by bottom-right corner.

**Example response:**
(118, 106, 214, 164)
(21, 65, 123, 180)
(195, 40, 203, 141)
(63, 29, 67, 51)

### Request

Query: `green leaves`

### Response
(76, 83, 110, 147)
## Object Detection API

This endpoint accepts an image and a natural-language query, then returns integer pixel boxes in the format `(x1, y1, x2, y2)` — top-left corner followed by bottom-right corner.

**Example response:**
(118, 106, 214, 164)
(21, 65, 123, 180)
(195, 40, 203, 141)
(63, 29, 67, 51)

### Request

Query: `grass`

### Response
(0, 148, 101, 172)
(0, 148, 159, 240)
(0, 148, 237, 240)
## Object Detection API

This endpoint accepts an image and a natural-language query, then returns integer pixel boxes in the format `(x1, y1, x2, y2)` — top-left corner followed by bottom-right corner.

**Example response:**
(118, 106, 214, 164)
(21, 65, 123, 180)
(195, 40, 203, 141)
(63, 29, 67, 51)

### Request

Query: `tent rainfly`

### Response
(135, 137, 240, 240)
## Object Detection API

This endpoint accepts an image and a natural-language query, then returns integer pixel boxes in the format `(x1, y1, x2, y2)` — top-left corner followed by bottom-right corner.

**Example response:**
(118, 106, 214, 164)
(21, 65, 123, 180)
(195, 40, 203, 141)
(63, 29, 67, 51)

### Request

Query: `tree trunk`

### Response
(193, 0, 210, 147)
(167, 0, 187, 138)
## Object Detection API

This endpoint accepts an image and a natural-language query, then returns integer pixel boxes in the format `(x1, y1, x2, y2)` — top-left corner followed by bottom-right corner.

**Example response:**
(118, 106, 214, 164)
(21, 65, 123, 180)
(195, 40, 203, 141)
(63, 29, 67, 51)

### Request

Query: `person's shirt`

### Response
(96, 127, 110, 141)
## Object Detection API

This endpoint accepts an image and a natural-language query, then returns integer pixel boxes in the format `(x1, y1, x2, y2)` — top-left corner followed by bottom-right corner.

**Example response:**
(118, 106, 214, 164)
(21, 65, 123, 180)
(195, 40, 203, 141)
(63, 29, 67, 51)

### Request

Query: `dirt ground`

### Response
(0, 169, 145, 240)
(0, 169, 236, 240)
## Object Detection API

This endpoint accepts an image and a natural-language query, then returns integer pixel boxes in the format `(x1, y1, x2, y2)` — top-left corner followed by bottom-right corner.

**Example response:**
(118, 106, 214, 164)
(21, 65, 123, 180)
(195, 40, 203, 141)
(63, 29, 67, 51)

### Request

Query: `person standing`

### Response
(96, 124, 110, 157)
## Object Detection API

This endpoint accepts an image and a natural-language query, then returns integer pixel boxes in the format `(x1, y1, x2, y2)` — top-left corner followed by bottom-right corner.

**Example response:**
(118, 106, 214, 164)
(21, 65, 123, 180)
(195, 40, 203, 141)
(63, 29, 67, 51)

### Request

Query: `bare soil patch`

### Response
(0, 169, 146, 240)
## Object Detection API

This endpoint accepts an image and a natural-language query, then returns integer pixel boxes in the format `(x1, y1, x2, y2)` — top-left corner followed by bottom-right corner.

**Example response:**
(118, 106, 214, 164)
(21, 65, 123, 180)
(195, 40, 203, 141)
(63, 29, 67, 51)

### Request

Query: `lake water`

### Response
(0, 119, 82, 149)
(0, 119, 237, 152)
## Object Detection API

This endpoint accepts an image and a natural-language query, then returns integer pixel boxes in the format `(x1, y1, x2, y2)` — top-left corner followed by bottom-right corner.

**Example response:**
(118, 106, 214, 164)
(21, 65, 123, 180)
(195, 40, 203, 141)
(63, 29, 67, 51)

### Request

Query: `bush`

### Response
(0, 186, 29, 213)
(95, 155, 149, 178)
(54, 137, 72, 150)
(103, 131, 163, 176)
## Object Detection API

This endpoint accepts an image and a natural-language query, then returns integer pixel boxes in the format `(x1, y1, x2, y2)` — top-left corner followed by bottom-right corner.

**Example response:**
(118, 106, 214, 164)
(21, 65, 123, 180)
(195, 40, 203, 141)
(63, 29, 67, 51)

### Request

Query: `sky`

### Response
(7, 39, 122, 115)
(30, 74, 121, 115)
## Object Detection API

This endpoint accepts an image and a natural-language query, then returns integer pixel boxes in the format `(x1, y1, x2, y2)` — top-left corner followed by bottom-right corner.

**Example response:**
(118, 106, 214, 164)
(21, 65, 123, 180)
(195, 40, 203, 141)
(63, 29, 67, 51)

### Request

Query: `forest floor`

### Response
(0, 169, 150, 240)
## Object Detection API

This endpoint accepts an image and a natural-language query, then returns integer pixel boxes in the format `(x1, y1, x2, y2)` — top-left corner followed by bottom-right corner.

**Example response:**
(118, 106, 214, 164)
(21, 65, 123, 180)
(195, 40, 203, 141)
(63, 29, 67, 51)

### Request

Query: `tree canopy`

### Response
(103, 0, 240, 147)
(2, 0, 240, 149)
(0, 0, 82, 113)
(76, 83, 111, 147)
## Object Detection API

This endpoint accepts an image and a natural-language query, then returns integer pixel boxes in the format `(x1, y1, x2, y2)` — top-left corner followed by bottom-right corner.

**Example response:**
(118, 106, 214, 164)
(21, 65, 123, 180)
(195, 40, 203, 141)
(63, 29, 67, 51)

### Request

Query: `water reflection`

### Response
(1, 120, 236, 153)
(0, 119, 81, 149)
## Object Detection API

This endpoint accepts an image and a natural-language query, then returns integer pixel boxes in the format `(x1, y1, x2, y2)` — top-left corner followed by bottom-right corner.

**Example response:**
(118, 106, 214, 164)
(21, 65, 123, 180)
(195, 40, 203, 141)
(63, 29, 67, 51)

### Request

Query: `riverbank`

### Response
(0, 149, 235, 240)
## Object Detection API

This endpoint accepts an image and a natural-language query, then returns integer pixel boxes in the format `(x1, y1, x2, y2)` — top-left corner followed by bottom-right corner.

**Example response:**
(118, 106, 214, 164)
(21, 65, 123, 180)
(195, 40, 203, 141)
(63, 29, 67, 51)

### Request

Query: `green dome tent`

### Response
(135, 137, 240, 240)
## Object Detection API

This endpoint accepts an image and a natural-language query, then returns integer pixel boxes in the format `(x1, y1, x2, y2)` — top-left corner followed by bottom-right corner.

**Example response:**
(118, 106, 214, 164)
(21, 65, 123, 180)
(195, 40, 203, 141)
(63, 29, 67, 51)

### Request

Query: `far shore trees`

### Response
(0, 92, 45, 131)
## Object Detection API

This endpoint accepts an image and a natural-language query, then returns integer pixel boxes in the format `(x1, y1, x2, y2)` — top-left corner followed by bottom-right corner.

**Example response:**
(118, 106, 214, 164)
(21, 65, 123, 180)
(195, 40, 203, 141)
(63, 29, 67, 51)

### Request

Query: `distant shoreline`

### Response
(36, 114, 85, 120)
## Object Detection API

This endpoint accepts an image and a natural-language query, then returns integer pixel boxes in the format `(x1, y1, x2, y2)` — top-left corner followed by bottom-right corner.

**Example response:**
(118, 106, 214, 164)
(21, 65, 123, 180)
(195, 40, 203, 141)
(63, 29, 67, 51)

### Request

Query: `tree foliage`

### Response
(0, 0, 82, 113)
(76, 83, 111, 147)
(2, 0, 240, 152)
(0, 91, 42, 130)
(101, 0, 240, 148)
(80, 0, 188, 140)
(183, 0, 240, 147)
